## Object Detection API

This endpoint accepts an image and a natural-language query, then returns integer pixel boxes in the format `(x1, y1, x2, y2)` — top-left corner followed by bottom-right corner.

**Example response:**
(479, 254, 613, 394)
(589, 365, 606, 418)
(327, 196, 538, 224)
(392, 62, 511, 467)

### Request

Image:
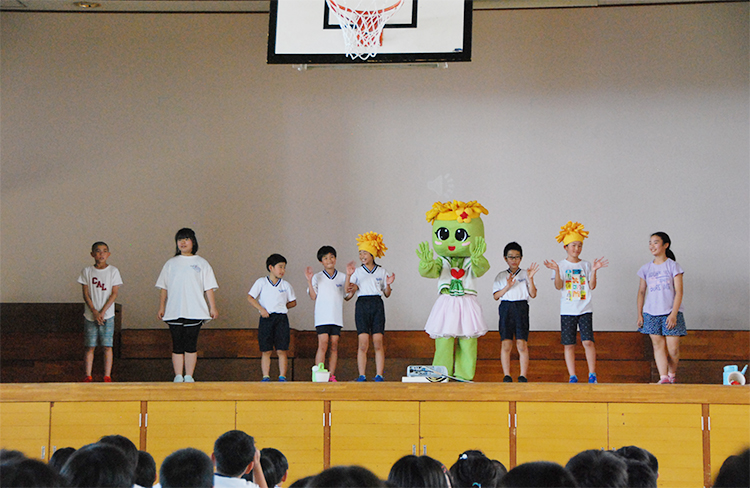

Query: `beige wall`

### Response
(1, 3, 748, 332)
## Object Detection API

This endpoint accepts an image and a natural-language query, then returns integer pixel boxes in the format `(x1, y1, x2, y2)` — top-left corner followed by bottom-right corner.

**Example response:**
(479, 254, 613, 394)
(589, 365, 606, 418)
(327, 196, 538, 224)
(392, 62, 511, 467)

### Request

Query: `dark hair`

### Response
(0, 458, 64, 487)
(450, 450, 500, 488)
(651, 232, 675, 261)
(261, 448, 289, 486)
(0, 450, 26, 464)
(134, 450, 157, 488)
(388, 455, 451, 488)
(566, 450, 627, 488)
(267, 254, 288, 271)
(98, 435, 138, 480)
(213, 430, 255, 477)
(614, 446, 658, 475)
(500, 461, 577, 488)
(159, 448, 213, 488)
(48, 447, 76, 474)
(317, 246, 337, 262)
(91, 242, 109, 252)
(492, 460, 508, 488)
(288, 475, 314, 488)
(713, 449, 750, 488)
(174, 228, 198, 256)
(503, 242, 523, 257)
(60, 442, 133, 488)
(307, 465, 385, 488)
(624, 460, 657, 488)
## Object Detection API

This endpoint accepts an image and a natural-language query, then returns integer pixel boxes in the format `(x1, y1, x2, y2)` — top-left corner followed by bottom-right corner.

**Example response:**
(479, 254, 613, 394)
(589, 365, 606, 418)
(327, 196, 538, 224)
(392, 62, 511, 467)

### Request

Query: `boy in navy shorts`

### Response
(248, 254, 297, 381)
(492, 242, 538, 383)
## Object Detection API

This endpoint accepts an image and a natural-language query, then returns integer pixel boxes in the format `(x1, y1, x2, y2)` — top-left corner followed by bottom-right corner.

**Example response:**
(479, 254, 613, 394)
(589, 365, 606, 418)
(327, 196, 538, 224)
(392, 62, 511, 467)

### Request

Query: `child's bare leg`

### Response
(517, 340, 529, 377)
(666, 336, 680, 375)
(103, 347, 113, 377)
(649, 335, 668, 377)
(501, 340, 513, 377)
(329, 335, 339, 375)
(172, 353, 184, 376)
(184, 352, 197, 377)
(582, 340, 596, 374)
(261, 351, 272, 377)
(315, 334, 329, 366)
(357, 334, 370, 376)
(278, 350, 288, 378)
(564, 344, 576, 377)
(85, 347, 96, 376)
(373, 333, 385, 377)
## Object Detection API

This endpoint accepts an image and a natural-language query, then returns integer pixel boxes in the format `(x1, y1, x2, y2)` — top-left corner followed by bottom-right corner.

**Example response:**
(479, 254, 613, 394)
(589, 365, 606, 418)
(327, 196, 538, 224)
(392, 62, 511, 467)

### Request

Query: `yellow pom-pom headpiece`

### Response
(425, 200, 489, 224)
(556, 221, 589, 246)
(357, 232, 388, 259)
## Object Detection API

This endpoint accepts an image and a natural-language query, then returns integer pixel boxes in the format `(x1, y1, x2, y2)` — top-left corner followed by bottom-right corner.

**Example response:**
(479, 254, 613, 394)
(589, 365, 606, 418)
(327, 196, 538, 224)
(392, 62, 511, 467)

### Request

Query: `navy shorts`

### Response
(498, 300, 530, 341)
(258, 313, 291, 352)
(316, 325, 342, 336)
(355, 296, 386, 335)
(560, 313, 594, 345)
(640, 312, 687, 337)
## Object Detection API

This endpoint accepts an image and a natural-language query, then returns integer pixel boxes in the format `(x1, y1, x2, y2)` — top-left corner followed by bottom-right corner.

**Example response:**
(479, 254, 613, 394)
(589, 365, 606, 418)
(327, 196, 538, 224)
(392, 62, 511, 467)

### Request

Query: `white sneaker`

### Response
(184, 375, 195, 383)
(174, 375, 184, 382)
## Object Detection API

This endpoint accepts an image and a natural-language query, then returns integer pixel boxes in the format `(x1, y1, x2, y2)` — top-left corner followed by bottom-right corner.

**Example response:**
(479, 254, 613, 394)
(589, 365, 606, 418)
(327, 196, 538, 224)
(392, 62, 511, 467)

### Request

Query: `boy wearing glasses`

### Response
(492, 242, 538, 382)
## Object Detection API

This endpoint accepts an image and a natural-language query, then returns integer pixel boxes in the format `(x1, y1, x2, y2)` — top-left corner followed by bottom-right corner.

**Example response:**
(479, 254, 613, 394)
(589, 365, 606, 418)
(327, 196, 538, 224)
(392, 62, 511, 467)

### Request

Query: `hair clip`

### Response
(472, 483, 482, 488)
(459, 453, 468, 460)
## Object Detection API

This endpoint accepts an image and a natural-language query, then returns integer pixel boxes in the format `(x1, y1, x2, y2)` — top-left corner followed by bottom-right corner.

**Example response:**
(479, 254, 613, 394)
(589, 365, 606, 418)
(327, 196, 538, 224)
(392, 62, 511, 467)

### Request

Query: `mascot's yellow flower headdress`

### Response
(556, 221, 589, 246)
(357, 232, 388, 259)
(426, 200, 489, 224)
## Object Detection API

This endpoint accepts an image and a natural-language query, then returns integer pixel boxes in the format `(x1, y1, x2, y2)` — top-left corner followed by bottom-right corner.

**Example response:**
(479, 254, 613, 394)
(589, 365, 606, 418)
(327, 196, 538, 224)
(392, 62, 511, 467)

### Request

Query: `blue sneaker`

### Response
(278, 376, 287, 382)
(261, 376, 271, 382)
(374, 375, 384, 382)
(588, 373, 598, 383)
(569, 375, 578, 383)
(356, 375, 367, 382)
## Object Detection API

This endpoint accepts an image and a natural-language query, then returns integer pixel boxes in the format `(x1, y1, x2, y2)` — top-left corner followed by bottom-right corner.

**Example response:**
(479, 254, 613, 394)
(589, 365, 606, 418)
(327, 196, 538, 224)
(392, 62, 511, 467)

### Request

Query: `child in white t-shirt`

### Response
(78, 241, 122, 382)
(544, 222, 607, 384)
(248, 254, 297, 382)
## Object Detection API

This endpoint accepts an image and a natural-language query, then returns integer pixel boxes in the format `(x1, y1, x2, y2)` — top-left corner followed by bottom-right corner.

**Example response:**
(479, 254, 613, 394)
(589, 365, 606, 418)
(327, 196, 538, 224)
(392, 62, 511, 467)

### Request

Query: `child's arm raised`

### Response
(590, 257, 608, 290)
(543, 260, 563, 290)
(344, 261, 356, 301)
(251, 448, 268, 488)
(384, 272, 395, 298)
(305, 267, 317, 300)
(527, 262, 539, 299)
(636, 278, 647, 329)
(493, 272, 516, 300)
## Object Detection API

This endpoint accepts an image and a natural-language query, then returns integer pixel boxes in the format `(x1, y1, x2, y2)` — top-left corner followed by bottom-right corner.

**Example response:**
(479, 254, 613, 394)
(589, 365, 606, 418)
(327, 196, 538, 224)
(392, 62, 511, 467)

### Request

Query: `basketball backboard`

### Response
(267, 0, 472, 64)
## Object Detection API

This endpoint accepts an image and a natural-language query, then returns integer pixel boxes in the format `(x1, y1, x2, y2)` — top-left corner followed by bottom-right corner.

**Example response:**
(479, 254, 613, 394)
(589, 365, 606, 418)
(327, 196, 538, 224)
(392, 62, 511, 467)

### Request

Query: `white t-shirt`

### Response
(248, 276, 296, 314)
(492, 268, 532, 302)
(309, 269, 347, 326)
(350, 264, 390, 297)
(213, 475, 260, 488)
(155, 255, 218, 322)
(78, 265, 123, 321)
(552, 259, 593, 316)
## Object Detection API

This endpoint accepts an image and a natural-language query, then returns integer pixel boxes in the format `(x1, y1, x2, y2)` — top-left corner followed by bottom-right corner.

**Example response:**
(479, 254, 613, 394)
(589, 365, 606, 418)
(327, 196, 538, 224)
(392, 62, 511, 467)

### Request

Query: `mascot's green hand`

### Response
(417, 241, 441, 279)
(416, 241, 433, 263)
(470, 236, 490, 277)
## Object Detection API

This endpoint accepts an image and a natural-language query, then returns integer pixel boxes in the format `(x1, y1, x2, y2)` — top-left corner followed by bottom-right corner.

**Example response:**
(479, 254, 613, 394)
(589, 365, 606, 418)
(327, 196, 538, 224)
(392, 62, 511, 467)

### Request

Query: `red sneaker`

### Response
(103, 376, 112, 383)
(83, 376, 93, 383)
(329, 375, 337, 383)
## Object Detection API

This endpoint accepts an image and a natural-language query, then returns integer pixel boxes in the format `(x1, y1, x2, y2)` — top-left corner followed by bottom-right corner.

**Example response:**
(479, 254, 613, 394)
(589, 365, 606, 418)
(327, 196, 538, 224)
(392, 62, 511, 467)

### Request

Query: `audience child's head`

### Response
(613, 446, 658, 479)
(48, 447, 76, 474)
(491, 459, 508, 487)
(713, 448, 750, 488)
(174, 228, 198, 256)
(288, 475, 314, 488)
(499, 461, 577, 488)
(307, 465, 385, 488)
(213, 429, 256, 477)
(60, 442, 133, 488)
(258, 455, 278, 487)
(98, 434, 138, 482)
(0, 450, 26, 464)
(624, 460, 657, 488)
(0, 457, 64, 488)
(566, 449, 627, 488)
(159, 448, 213, 488)
(261, 448, 289, 487)
(134, 450, 156, 488)
(450, 450, 499, 488)
(388, 454, 451, 488)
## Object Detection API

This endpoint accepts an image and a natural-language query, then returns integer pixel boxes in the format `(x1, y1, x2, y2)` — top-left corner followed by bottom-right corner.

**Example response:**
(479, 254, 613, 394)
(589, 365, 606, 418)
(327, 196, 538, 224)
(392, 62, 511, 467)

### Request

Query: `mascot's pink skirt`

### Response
(425, 294, 489, 339)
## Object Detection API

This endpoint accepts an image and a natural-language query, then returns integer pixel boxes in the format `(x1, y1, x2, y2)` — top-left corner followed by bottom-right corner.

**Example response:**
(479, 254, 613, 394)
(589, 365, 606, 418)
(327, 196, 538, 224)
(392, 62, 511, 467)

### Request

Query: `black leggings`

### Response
(167, 320, 203, 354)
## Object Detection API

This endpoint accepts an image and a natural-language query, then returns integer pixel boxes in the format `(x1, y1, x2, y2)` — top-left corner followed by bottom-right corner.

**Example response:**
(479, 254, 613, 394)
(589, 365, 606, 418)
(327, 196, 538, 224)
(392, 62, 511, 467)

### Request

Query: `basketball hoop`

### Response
(326, 0, 405, 61)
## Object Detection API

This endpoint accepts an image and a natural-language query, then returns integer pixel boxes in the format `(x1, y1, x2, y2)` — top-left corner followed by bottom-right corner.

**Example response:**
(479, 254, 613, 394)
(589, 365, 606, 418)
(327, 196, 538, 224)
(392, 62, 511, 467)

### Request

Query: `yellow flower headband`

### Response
(556, 221, 589, 246)
(425, 200, 489, 224)
(357, 231, 388, 259)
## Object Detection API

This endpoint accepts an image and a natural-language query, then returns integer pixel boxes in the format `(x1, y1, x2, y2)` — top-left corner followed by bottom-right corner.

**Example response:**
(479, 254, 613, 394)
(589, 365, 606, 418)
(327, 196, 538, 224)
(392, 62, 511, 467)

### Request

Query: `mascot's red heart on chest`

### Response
(450, 268, 465, 280)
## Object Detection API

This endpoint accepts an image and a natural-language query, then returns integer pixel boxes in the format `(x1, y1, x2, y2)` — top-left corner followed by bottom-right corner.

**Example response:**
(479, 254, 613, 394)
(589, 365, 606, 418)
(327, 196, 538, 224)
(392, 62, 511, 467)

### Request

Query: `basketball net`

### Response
(326, 0, 405, 61)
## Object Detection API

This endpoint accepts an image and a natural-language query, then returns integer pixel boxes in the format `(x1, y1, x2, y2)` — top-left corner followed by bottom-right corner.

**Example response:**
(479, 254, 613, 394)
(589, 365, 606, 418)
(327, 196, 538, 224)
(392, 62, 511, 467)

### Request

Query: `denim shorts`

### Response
(640, 312, 687, 336)
(560, 313, 594, 345)
(84, 317, 114, 347)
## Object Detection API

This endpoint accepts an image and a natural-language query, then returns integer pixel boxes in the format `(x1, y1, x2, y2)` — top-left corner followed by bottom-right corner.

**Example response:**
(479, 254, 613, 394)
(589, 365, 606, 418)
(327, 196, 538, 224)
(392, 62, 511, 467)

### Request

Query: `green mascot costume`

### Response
(417, 200, 490, 381)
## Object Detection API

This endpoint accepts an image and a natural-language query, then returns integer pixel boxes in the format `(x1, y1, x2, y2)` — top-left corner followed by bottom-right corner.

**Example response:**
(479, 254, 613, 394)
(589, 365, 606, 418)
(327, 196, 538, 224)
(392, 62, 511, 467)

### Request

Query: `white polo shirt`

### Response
(350, 264, 390, 298)
(309, 269, 347, 326)
(248, 276, 296, 314)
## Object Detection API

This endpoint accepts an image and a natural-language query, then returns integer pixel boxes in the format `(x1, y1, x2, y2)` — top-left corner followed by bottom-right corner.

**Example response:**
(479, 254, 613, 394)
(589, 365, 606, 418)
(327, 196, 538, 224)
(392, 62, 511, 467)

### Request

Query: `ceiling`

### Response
(0, 0, 739, 13)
